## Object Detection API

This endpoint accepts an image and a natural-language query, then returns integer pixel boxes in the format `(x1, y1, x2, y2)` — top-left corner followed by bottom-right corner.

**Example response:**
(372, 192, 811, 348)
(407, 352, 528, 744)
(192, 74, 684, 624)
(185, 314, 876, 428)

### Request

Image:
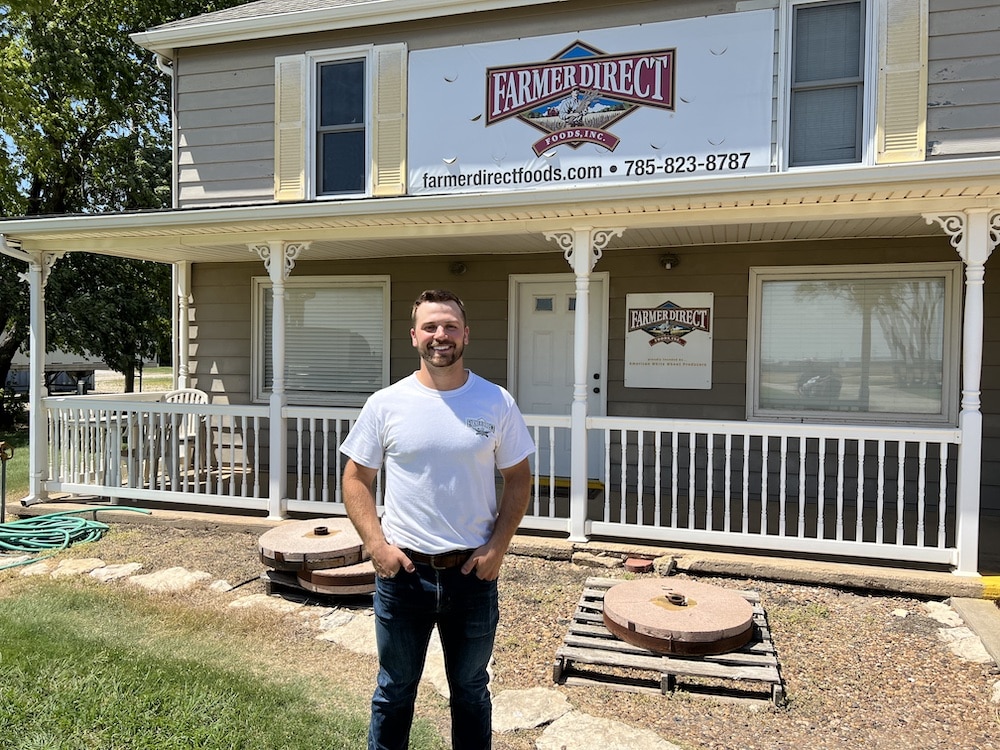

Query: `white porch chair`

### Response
(159, 388, 211, 484)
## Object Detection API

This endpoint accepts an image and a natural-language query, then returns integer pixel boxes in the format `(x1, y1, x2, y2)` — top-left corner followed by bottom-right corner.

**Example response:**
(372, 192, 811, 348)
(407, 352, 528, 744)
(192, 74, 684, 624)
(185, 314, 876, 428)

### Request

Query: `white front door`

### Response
(511, 274, 607, 480)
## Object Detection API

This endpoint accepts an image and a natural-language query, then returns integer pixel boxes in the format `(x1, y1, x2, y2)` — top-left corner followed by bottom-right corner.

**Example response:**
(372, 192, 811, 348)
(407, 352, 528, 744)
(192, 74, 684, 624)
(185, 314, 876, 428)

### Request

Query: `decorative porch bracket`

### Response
(250, 240, 309, 519)
(18, 251, 64, 506)
(925, 209, 999, 575)
(544, 227, 624, 541)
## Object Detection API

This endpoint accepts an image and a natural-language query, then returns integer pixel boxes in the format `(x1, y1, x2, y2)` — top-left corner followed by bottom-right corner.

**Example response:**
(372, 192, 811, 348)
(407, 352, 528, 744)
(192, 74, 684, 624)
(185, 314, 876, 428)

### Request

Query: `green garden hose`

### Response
(0, 507, 152, 571)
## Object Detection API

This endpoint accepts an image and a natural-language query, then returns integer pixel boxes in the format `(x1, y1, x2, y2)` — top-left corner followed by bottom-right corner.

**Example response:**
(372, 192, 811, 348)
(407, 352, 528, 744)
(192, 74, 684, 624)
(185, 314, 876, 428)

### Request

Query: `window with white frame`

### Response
(782, 0, 929, 167)
(274, 44, 407, 202)
(252, 277, 390, 405)
(747, 263, 961, 424)
(787, 0, 867, 167)
(316, 58, 367, 195)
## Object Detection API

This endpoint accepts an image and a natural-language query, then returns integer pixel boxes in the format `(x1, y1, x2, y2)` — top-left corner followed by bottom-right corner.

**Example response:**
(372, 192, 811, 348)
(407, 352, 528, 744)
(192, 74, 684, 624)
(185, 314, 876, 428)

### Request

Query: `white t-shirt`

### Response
(341, 371, 535, 553)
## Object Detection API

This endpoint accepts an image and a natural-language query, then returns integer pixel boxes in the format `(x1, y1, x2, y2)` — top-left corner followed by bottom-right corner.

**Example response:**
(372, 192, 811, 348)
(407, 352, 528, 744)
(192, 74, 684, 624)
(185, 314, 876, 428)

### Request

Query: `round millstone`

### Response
(602, 578, 755, 655)
(258, 518, 366, 572)
(297, 559, 377, 595)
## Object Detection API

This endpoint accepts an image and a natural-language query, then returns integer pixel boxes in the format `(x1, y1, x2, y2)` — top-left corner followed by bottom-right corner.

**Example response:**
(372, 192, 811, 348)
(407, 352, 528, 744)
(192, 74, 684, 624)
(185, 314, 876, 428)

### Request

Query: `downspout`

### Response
(151, 54, 186, 391)
(0, 234, 31, 264)
(153, 54, 179, 211)
(154, 53, 173, 77)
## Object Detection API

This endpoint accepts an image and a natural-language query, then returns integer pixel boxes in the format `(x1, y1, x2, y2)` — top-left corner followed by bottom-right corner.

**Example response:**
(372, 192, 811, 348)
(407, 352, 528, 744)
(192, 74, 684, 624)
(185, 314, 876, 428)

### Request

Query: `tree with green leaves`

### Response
(0, 0, 246, 424)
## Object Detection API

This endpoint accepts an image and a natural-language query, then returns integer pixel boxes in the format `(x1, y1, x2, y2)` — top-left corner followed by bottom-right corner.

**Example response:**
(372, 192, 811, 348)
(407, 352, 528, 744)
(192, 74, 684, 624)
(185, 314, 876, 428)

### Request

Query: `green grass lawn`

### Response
(0, 580, 445, 750)
(95, 365, 174, 393)
(0, 367, 443, 747)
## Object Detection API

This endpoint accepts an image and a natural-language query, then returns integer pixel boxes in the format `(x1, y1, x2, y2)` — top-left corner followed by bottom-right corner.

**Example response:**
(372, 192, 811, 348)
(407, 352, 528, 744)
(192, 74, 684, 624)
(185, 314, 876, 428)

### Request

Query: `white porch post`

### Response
(175, 261, 192, 389)
(251, 241, 307, 520)
(545, 227, 623, 542)
(925, 210, 997, 575)
(21, 252, 61, 506)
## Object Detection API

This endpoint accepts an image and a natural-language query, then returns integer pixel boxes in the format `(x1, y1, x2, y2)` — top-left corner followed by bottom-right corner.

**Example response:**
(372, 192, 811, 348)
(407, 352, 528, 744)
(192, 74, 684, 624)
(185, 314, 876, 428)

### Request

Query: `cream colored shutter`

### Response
(372, 43, 407, 197)
(875, 0, 927, 163)
(274, 54, 308, 201)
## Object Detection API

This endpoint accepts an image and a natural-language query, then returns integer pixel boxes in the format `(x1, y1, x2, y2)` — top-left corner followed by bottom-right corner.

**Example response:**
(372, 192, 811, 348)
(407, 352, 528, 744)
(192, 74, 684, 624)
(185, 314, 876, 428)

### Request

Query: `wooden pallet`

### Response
(553, 577, 785, 706)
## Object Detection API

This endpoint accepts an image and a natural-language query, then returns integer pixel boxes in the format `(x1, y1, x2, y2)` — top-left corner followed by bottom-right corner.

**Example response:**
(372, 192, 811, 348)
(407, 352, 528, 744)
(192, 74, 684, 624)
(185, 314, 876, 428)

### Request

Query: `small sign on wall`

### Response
(625, 293, 714, 389)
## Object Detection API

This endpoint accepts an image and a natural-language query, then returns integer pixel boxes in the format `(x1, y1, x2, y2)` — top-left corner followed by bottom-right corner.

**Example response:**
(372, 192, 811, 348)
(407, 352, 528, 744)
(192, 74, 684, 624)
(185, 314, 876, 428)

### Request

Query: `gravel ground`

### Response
(11, 523, 1000, 750)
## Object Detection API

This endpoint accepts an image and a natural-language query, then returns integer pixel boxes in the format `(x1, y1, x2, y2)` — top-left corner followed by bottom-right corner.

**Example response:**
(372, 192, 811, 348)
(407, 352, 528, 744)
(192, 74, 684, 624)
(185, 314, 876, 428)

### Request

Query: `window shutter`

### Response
(875, 0, 927, 164)
(274, 54, 307, 201)
(372, 43, 407, 197)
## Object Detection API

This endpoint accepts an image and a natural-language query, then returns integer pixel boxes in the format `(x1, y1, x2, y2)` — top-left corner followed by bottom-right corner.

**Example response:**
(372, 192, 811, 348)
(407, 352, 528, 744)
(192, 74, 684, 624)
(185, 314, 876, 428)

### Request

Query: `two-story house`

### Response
(2, 0, 997, 575)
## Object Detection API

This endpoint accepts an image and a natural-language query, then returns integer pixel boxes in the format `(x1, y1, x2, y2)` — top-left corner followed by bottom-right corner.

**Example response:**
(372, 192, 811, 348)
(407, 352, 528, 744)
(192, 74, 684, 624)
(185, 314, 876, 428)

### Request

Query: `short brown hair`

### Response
(411, 289, 467, 325)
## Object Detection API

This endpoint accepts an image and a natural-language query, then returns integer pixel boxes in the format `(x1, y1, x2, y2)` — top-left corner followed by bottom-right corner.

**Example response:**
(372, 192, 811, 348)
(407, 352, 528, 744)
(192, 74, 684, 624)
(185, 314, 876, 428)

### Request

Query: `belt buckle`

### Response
(430, 554, 450, 570)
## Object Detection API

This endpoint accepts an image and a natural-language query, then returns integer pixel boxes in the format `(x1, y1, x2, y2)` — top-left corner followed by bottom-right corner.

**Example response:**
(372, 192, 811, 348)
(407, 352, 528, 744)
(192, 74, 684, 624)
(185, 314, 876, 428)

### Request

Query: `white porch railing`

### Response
(283, 406, 371, 514)
(586, 417, 962, 566)
(44, 394, 268, 512)
(42, 397, 964, 568)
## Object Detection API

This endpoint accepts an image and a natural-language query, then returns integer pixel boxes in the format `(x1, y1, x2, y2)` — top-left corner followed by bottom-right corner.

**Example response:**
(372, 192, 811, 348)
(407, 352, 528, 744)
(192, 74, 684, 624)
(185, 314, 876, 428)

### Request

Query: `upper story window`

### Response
(274, 44, 407, 202)
(789, 1, 865, 166)
(317, 58, 367, 195)
(781, 0, 928, 168)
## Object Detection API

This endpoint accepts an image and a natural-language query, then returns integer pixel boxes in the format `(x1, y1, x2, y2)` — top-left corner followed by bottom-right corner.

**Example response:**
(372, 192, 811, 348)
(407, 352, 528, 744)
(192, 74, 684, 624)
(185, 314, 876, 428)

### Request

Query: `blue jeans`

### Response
(368, 564, 499, 750)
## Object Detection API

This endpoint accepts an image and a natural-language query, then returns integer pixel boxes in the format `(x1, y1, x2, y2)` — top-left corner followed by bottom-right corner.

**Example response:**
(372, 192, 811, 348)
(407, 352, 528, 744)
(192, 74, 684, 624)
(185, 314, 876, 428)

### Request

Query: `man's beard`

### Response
(420, 340, 463, 368)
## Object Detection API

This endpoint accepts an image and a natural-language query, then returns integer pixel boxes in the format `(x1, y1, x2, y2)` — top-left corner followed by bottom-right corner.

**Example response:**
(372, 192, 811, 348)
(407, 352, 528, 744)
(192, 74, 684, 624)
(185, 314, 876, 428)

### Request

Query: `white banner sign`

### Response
(408, 10, 774, 195)
(625, 293, 714, 389)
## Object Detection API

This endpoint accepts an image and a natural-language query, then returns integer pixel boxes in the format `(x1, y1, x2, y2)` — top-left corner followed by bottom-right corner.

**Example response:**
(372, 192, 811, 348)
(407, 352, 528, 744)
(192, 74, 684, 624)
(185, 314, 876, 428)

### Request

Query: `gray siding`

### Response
(927, 0, 1000, 158)
(173, 0, 740, 208)
(175, 49, 277, 207)
(172, 0, 1000, 206)
(187, 263, 257, 402)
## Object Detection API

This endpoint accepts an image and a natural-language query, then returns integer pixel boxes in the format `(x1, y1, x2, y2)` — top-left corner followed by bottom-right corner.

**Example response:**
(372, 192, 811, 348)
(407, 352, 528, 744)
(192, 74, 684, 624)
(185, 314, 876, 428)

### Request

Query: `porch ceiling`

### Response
(3, 159, 1000, 264)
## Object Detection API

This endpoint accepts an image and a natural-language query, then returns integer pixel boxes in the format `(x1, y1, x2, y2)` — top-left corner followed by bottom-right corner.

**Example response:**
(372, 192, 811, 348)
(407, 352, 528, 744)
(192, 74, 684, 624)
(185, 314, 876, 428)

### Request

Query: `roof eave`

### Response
(131, 0, 567, 58)
(6, 156, 1000, 238)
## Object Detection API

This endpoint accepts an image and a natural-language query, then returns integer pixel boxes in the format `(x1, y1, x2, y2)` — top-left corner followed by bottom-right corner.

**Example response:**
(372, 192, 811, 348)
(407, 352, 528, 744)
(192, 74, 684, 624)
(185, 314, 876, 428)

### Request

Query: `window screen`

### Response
(317, 59, 366, 194)
(751, 265, 959, 423)
(789, 1, 864, 166)
(261, 282, 386, 401)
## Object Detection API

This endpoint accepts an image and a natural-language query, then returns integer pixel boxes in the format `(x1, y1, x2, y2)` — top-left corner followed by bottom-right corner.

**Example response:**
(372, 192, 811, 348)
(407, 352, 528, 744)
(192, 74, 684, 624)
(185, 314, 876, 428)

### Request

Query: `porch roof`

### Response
(3, 157, 1000, 265)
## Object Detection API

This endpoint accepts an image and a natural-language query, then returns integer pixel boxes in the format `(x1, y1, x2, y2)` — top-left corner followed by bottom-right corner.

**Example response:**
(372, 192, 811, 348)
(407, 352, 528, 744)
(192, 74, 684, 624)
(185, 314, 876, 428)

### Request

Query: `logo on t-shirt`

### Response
(466, 418, 495, 438)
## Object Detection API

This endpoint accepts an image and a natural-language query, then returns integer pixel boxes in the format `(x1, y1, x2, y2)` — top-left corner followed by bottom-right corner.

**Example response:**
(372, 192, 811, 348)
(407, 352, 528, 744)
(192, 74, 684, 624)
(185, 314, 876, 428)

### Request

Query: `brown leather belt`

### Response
(403, 549, 474, 570)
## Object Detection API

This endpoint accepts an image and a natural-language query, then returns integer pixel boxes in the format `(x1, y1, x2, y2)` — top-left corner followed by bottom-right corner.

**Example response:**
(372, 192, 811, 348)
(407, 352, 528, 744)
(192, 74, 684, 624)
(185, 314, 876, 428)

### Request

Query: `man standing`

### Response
(341, 289, 534, 750)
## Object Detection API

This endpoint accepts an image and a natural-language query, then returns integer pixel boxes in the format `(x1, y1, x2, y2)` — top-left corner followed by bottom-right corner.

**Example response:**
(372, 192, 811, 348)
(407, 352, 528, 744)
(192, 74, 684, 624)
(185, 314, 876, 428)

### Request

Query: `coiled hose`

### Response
(0, 507, 152, 571)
